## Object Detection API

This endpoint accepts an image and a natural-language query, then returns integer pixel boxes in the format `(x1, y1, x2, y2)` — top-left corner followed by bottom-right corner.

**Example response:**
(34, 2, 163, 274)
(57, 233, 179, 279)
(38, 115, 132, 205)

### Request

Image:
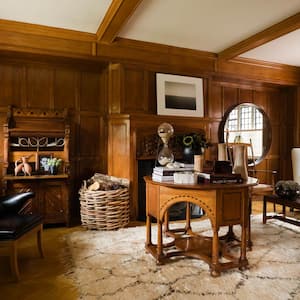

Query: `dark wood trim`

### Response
(96, 0, 143, 43)
(218, 12, 300, 60)
(217, 57, 300, 86)
(0, 19, 299, 85)
(0, 19, 95, 41)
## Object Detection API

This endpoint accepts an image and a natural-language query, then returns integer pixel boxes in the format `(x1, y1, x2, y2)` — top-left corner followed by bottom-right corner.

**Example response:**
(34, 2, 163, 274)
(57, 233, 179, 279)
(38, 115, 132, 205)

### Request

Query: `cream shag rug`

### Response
(63, 215, 300, 300)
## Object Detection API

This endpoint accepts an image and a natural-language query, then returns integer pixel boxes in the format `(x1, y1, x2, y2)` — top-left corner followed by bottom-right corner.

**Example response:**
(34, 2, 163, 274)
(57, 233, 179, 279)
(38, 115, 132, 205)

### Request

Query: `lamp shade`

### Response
(291, 148, 300, 184)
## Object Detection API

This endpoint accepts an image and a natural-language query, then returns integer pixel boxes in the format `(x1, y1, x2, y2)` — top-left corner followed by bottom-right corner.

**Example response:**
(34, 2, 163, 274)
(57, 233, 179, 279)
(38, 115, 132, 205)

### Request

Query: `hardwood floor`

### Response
(0, 225, 80, 299)
(0, 200, 299, 299)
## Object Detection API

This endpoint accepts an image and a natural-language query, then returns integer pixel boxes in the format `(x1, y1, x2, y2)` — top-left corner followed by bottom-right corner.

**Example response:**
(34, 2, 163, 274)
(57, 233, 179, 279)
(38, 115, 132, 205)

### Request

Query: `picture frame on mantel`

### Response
(156, 73, 204, 117)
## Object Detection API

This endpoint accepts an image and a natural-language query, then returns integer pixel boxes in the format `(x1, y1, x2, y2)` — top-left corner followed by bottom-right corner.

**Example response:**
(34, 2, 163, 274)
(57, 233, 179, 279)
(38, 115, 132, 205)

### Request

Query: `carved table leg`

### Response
(239, 223, 249, 270)
(247, 194, 253, 250)
(163, 210, 170, 233)
(210, 226, 221, 277)
(157, 220, 163, 263)
(146, 214, 152, 247)
(263, 196, 267, 224)
(185, 202, 191, 232)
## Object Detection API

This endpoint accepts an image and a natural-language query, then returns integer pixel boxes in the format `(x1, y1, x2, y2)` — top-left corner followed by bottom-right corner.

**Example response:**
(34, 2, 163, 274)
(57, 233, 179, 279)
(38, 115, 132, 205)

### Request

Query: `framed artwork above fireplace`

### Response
(156, 73, 204, 117)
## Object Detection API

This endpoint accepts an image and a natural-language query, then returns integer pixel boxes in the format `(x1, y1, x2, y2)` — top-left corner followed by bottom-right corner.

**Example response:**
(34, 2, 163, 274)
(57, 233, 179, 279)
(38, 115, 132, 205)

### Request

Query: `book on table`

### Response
(152, 173, 174, 182)
(197, 172, 243, 184)
(153, 164, 194, 176)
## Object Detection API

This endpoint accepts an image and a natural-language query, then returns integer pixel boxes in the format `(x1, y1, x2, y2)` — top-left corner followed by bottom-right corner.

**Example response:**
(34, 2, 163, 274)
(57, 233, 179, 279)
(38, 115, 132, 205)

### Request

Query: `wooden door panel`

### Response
(41, 181, 67, 223)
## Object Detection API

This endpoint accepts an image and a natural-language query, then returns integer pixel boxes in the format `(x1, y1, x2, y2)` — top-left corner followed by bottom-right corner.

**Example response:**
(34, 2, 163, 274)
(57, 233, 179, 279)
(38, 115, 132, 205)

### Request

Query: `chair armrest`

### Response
(0, 192, 35, 215)
(248, 169, 277, 186)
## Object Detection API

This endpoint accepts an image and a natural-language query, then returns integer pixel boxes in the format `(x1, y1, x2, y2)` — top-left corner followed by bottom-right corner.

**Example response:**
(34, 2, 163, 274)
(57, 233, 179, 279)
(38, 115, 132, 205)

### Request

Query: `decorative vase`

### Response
(232, 144, 248, 181)
(49, 165, 58, 175)
(183, 147, 195, 164)
(194, 155, 204, 172)
(218, 143, 228, 161)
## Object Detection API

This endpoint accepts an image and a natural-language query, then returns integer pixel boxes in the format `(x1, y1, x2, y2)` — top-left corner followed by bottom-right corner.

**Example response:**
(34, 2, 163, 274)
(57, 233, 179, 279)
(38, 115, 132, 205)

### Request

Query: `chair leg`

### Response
(10, 241, 20, 281)
(37, 224, 44, 258)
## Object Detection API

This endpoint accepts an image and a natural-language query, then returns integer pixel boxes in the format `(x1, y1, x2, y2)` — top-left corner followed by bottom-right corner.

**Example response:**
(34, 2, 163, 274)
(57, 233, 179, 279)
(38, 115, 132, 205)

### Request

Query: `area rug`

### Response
(63, 215, 300, 300)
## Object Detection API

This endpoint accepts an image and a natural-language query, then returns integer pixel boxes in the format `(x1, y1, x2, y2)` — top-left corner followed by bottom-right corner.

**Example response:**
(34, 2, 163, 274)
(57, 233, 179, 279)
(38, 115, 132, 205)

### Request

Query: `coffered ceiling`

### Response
(0, 0, 299, 67)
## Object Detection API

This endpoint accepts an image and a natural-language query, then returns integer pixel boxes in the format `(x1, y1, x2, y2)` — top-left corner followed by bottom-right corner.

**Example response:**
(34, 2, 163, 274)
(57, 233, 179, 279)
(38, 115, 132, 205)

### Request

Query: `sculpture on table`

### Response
(14, 156, 32, 176)
(157, 122, 174, 166)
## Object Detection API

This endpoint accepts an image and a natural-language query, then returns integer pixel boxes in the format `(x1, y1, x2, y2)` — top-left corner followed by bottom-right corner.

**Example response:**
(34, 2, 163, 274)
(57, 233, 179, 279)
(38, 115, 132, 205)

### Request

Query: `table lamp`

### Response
(157, 122, 174, 166)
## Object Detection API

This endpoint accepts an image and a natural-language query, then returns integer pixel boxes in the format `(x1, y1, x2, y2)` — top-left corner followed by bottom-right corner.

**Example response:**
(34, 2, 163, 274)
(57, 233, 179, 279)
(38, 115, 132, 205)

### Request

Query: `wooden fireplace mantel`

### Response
(107, 113, 217, 220)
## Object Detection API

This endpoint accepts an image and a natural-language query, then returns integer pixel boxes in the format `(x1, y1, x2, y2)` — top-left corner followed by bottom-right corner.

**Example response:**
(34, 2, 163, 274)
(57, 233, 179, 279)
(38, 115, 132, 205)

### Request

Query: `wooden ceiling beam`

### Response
(218, 12, 300, 60)
(96, 0, 143, 43)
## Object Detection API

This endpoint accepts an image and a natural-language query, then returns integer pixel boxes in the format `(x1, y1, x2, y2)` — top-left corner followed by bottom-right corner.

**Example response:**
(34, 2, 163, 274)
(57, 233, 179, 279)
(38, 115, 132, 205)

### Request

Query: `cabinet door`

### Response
(40, 180, 69, 225)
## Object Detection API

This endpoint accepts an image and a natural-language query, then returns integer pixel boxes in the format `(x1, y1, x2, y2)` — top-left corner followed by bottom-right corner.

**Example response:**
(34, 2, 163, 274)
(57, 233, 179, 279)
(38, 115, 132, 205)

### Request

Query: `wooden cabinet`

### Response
(2, 106, 70, 226)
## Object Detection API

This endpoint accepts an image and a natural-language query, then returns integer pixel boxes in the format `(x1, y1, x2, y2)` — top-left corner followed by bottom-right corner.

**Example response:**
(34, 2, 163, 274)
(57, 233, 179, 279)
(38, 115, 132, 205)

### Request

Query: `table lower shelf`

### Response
(145, 231, 248, 277)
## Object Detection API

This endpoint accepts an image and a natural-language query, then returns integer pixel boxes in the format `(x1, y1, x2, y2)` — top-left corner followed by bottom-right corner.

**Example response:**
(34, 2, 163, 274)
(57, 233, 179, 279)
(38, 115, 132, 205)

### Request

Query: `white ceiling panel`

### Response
(0, 0, 112, 33)
(241, 29, 300, 67)
(119, 0, 300, 52)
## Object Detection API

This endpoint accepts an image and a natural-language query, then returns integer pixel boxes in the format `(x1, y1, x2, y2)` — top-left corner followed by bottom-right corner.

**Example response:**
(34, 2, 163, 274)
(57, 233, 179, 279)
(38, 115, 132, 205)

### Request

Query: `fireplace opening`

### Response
(138, 160, 204, 221)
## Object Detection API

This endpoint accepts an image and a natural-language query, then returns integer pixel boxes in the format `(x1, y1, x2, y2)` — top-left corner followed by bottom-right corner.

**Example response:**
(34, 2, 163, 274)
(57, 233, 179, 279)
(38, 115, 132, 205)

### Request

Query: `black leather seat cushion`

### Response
(0, 214, 43, 240)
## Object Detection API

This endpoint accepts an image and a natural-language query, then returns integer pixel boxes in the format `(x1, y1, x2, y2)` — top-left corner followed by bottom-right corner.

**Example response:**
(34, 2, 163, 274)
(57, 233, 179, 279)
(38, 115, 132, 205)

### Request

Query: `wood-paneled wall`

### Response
(0, 58, 108, 224)
(107, 63, 297, 219)
(0, 22, 299, 221)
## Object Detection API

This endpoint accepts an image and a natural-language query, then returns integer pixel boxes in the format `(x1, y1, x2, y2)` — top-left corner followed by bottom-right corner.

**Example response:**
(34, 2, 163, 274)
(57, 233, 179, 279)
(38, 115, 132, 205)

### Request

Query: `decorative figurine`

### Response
(14, 156, 32, 176)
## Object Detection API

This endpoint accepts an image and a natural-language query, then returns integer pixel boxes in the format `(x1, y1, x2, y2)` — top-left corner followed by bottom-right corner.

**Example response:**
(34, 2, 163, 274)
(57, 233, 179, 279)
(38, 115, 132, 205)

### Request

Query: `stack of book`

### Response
(197, 172, 243, 184)
(152, 164, 194, 182)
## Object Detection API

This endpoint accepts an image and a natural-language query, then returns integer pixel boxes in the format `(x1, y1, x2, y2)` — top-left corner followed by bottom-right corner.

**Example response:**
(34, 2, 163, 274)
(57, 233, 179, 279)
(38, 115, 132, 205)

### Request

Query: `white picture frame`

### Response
(156, 73, 204, 117)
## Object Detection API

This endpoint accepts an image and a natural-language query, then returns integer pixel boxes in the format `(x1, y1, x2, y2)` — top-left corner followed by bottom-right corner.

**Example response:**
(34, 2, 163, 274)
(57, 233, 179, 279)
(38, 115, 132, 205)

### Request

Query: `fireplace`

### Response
(107, 114, 210, 221)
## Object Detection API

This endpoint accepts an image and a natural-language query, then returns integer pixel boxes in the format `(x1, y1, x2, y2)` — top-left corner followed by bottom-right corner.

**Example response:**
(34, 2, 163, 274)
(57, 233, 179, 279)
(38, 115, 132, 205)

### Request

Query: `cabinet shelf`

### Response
(3, 174, 69, 180)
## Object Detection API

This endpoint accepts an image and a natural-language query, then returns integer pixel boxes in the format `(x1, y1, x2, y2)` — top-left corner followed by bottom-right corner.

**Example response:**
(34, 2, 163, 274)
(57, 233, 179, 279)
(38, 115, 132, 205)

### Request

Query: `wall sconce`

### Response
(157, 122, 174, 166)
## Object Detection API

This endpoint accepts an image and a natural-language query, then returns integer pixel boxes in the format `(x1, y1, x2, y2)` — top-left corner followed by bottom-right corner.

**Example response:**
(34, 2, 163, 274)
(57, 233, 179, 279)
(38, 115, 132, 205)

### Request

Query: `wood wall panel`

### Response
(239, 89, 253, 103)
(54, 68, 78, 109)
(0, 59, 107, 224)
(0, 64, 23, 107)
(99, 70, 108, 115)
(147, 72, 157, 114)
(268, 91, 281, 124)
(108, 63, 123, 114)
(26, 66, 53, 108)
(108, 117, 130, 179)
(80, 72, 101, 111)
(208, 83, 223, 119)
(78, 159, 102, 185)
(222, 86, 239, 115)
(253, 90, 268, 112)
(269, 125, 280, 157)
(79, 114, 101, 157)
(123, 67, 146, 113)
(0, 21, 299, 87)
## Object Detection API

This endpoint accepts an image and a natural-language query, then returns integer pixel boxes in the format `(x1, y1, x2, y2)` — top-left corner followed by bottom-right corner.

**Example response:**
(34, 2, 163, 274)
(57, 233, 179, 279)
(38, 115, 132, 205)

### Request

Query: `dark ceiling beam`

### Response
(218, 12, 300, 60)
(96, 0, 143, 43)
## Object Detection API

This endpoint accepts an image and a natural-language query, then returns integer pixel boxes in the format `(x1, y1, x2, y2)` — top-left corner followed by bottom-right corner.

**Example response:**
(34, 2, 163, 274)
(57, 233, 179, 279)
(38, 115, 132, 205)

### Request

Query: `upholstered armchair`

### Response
(0, 192, 44, 281)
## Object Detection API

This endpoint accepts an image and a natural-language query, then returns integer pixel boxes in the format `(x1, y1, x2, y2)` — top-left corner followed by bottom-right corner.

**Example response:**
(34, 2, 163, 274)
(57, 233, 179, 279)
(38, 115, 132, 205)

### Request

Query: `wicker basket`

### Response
(79, 174, 130, 230)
